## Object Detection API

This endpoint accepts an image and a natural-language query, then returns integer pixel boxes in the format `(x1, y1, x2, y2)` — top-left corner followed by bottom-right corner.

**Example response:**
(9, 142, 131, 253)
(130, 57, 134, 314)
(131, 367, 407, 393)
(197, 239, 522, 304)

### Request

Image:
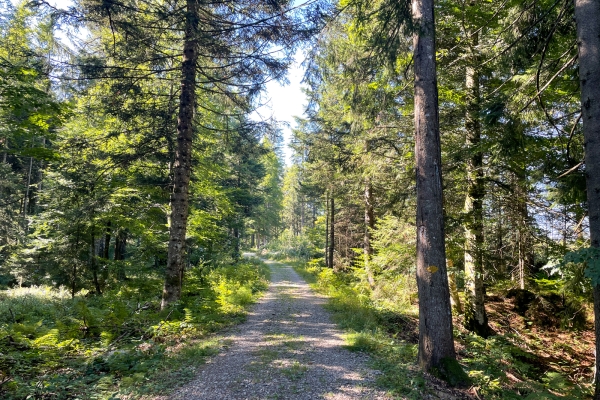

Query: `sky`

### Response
(252, 57, 308, 165)
(10, 0, 309, 166)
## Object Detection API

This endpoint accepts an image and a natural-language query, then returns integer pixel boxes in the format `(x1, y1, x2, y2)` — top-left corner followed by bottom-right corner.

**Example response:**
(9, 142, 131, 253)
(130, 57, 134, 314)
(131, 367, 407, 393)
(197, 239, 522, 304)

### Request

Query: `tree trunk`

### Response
(22, 154, 34, 235)
(412, 0, 456, 371)
(114, 230, 127, 280)
(301, 195, 305, 233)
(103, 221, 111, 260)
(448, 263, 463, 315)
(162, 0, 199, 309)
(0, 137, 6, 201)
(233, 225, 240, 260)
(101, 221, 111, 283)
(1, 137, 6, 164)
(495, 197, 505, 274)
(513, 172, 531, 289)
(90, 229, 102, 295)
(574, 0, 600, 396)
(29, 137, 46, 215)
(329, 194, 335, 270)
(114, 231, 126, 261)
(364, 179, 376, 288)
(72, 225, 81, 299)
(325, 191, 330, 268)
(463, 30, 491, 337)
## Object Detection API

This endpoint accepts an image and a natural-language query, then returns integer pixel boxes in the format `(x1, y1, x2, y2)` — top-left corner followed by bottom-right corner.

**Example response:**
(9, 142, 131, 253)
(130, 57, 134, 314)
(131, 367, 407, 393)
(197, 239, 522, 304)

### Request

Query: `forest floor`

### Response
(167, 254, 395, 400)
(478, 292, 595, 390)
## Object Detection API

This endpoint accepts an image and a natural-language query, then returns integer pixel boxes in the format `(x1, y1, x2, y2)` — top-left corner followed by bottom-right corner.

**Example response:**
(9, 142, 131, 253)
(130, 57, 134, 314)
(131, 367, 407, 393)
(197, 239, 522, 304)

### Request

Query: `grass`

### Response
(280, 360, 308, 381)
(0, 258, 270, 399)
(273, 258, 427, 399)
(275, 255, 593, 399)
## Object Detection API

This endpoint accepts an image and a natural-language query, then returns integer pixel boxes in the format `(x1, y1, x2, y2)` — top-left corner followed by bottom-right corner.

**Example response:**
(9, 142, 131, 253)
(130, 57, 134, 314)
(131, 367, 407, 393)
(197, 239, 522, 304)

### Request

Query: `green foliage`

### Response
(209, 262, 269, 313)
(457, 332, 589, 398)
(563, 247, 600, 287)
(267, 229, 321, 260)
(371, 214, 416, 274)
(0, 258, 270, 399)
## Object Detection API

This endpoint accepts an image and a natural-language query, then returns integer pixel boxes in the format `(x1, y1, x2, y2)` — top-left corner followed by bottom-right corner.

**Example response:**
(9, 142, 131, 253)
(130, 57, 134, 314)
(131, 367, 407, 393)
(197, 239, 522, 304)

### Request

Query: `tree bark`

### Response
(103, 221, 111, 260)
(329, 194, 335, 270)
(90, 229, 102, 295)
(574, 0, 600, 396)
(325, 191, 330, 268)
(364, 179, 376, 288)
(114, 231, 125, 261)
(1, 137, 6, 164)
(463, 30, 491, 337)
(114, 230, 127, 280)
(162, 0, 199, 309)
(301, 195, 305, 233)
(72, 225, 81, 299)
(412, 0, 456, 371)
(513, 171, 531, 290)
(22, 153, 34, 235)
(233, 225, 240, 260)
(448, 263, 463, 314)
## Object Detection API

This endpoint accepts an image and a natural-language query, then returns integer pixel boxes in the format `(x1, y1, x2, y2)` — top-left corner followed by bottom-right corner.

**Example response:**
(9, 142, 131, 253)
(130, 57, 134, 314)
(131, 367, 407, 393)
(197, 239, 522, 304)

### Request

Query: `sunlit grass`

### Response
(0, 258, 270, 399)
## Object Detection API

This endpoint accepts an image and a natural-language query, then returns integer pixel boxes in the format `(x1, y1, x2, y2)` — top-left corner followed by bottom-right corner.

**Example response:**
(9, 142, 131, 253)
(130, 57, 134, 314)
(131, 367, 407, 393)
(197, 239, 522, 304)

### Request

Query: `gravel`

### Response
(171, 256, 394, 400)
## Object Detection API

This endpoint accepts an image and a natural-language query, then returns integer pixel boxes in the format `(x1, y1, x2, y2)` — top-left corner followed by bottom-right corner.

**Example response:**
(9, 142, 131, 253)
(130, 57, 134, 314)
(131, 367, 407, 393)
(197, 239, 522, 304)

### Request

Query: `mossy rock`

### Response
(431, 357, 471, 388)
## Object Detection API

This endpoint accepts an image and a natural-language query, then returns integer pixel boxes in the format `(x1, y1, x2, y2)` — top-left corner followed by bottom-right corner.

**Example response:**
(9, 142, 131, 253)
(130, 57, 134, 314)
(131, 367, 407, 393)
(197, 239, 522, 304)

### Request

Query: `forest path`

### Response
(171, 254, 393, 400)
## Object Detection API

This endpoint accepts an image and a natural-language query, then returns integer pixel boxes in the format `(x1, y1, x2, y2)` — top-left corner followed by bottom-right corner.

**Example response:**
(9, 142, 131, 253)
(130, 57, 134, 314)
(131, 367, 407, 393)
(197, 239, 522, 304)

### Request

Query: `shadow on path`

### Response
(171, 254, 391, 400)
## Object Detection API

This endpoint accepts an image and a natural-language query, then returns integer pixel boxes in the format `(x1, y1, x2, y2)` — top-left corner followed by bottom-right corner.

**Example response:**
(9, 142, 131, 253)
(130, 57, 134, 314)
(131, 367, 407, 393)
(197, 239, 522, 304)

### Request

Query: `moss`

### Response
(432, 357, 471, 388)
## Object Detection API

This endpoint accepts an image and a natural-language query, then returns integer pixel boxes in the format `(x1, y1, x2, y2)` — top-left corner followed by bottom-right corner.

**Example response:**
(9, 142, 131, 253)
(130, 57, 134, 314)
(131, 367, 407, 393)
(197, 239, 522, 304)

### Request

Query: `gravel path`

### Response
(171, 256, 393, 400)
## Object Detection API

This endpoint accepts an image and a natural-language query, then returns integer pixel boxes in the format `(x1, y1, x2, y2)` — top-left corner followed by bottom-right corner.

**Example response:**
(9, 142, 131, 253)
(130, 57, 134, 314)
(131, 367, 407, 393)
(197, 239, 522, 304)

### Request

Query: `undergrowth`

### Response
(0, 258, 269, 399)
(284, 256, 592, 399)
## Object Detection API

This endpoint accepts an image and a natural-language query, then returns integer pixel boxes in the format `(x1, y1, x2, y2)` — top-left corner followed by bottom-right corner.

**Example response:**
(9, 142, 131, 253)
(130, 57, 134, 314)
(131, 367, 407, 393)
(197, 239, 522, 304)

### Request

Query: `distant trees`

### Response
(0, 3, 67, 278)
(57, 0, 320, 307)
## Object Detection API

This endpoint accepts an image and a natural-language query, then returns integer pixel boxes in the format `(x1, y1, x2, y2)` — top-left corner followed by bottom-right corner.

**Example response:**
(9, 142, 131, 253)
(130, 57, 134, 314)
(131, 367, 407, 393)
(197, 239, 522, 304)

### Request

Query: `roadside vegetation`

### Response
(264, 251, 593, 399)
(0, 258, 269, 399)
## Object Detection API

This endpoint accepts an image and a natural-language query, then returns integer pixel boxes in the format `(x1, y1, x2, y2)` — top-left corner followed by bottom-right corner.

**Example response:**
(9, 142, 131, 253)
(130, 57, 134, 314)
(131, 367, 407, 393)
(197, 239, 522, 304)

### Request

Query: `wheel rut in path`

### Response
(172, 256, 392, 400)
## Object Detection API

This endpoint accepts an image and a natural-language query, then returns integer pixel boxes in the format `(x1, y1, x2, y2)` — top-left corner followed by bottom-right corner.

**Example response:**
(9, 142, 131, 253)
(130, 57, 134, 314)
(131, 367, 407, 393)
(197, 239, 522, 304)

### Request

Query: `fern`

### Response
(183, 308, 195, 324)
(33, 329, 60, 348)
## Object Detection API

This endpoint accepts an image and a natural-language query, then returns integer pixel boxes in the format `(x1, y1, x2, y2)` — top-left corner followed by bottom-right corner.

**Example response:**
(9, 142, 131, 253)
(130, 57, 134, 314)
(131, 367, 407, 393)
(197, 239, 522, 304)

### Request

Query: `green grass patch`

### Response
(0, 257, 270, 399)
(279, 360, 308, 381)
